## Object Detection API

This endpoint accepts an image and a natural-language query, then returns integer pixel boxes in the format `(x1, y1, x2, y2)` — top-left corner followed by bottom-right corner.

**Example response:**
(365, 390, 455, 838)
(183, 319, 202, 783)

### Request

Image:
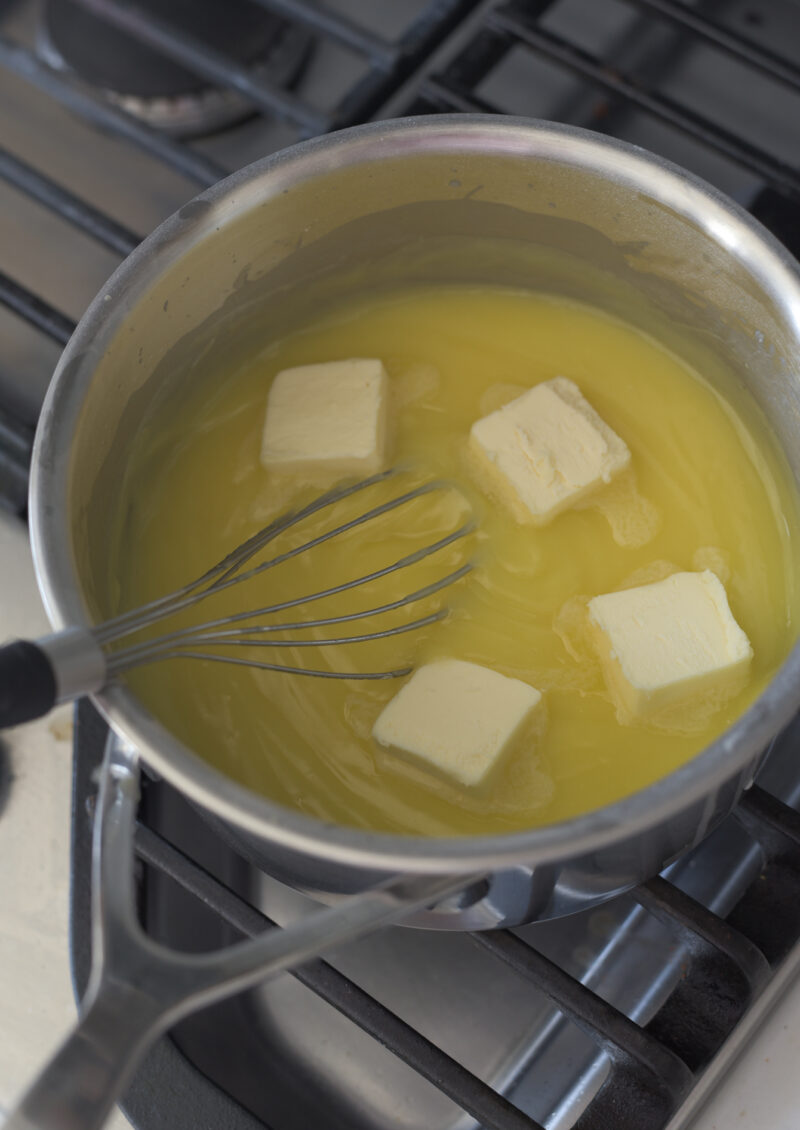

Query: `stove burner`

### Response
(39, 0, 311, 137)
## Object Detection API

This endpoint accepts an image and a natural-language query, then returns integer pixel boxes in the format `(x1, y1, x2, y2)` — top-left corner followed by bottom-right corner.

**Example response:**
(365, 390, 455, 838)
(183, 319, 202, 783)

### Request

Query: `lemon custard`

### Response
(108, 286, 800, 837)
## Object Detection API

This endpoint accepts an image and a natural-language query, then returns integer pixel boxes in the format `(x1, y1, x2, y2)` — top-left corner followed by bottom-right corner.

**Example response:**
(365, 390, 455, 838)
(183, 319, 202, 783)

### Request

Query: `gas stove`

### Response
(2, 2, 800, 1129)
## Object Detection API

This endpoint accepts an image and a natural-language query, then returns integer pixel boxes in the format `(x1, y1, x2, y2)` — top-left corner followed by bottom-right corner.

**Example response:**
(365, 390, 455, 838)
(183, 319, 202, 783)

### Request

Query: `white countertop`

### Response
(0, 514, 129, 1130)
(1, 508, 799, 1130)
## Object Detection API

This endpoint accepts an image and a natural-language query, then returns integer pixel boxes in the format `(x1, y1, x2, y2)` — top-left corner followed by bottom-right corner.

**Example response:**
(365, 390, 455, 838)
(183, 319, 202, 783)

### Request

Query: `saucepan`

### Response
(6, 116, 800, 1129)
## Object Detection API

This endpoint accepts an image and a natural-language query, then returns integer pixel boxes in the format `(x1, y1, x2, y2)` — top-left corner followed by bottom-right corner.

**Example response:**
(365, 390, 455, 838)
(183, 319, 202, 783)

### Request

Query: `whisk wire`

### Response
(211, 468, 401, 586)
(106, 564, 472, 673)
(96, 472, 449, 646)
(95, 469, 396, 642)
(109, 529, 473, 664)
(95, 471, 475, 682)
(144, 654, 415, 680)
(108, 610, 448, 674)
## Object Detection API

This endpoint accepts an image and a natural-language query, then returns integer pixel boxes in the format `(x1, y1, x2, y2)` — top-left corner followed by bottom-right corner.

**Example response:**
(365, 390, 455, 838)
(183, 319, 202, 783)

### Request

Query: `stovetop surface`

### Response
(3, 1, 800, 1127)
(69, 698, 800, 1130)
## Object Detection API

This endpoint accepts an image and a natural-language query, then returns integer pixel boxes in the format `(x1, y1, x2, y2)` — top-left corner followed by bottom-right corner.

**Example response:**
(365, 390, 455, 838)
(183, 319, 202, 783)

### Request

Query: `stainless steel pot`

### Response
(10, 114, 800, 1130)
(30, 115, 800, 927)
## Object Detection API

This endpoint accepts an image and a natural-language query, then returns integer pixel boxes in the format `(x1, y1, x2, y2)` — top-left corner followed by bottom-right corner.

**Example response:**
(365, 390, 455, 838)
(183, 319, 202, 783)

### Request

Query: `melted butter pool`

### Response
(109, 286, 800, 836)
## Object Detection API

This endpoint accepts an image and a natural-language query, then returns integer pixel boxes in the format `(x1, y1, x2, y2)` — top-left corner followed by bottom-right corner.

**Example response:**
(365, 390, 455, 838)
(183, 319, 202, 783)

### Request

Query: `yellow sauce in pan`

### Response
(108, 286, 800, 836)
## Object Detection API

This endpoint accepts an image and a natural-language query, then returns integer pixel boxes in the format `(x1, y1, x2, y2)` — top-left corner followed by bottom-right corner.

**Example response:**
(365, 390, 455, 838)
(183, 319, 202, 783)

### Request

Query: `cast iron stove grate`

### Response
(71, 700, 800, 1130)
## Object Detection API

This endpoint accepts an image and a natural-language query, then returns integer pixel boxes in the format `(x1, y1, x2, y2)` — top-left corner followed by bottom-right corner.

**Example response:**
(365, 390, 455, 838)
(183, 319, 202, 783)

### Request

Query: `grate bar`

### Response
(635, 875, 770, 992)
(473, 930, 693, 1118)
(134, 823, 545, 1130)
(428, 17, 512, 95)
(634, 875, 771, 1072)
(0, 37, 226, 188)
(487, 7, 800, 200)
(249, 0, 396, 68)
(723, 787, 800, 969)
(70, 0, 330, 135)
(0, 270, 75, 345)
(0, 147, 140, 257)
(624, 0, 800, 96)
(0, 405, 33, 517)
(735, 785, 800, 853)
(416, 76, 499, 114)
(331, 0, 484, 128)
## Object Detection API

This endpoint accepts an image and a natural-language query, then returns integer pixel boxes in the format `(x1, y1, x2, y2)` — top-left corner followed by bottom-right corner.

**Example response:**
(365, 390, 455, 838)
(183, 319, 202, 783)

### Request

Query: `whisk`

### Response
(0, 470, 475, 728)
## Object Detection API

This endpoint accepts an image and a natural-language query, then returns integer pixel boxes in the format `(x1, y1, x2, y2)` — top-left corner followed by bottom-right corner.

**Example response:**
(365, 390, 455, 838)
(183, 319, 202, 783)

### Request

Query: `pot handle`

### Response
(4, 734, 474, 1130)
(0, 629, 107, 728)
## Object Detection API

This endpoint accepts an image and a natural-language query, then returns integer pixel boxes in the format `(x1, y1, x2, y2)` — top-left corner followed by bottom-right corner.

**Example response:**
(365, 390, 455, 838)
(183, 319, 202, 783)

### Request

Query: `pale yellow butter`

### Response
(469, 376, 631, 524)
(372, 659, 544, 787)
(587, 570, 753, 721)
(261, 358, 389, 474)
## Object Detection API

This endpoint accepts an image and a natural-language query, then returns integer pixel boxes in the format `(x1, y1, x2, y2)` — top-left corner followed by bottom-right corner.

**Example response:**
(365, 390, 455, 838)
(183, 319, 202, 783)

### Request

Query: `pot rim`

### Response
(29, 114, 800, 874)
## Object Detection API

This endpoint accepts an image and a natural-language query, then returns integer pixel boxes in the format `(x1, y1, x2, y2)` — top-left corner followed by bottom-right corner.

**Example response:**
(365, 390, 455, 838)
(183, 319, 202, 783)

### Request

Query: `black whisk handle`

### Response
(0, 628, 107, 729)
(0, 640, 57, 727)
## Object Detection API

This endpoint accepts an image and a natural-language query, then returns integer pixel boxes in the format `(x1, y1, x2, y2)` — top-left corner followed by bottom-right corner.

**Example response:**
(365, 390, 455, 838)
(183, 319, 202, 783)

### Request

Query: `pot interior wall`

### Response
(64, 141, 800, 623)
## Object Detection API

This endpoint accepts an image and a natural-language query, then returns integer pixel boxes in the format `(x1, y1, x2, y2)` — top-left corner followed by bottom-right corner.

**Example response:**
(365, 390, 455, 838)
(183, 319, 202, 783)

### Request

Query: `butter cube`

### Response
(469, 377, 630, 524)
(261, 358, 389, 474)
(587, 570, 753, 721)
(372, 659, 544, 787)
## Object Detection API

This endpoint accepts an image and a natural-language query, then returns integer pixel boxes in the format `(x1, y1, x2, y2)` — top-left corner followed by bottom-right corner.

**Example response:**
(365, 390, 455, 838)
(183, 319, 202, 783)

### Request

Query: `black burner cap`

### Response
(43, 0, 290, 99)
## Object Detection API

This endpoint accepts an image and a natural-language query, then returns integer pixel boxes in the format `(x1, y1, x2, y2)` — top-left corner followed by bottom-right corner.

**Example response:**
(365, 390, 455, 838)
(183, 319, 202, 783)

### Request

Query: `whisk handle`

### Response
(0, 641, 56, 727)
(0, 629, 106, 728)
